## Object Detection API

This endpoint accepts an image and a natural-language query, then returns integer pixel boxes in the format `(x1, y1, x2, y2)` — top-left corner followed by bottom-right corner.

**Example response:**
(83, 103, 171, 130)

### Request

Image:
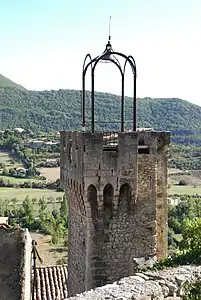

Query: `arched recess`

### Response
(103, 184, 114, 227)
(118, 183, 132, 214)
(87, 185, 98, 226)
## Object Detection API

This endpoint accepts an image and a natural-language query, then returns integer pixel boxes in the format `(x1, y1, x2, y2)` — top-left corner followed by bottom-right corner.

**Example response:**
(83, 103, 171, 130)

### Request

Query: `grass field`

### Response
(0, 188, 64, 201)
(169, 184, 201, 195)
(168, 167, 201, 195)
(0, 153, 66, 266)
(168, 168, 185, 175)
(40, 167, 60, 181)
(0, 175, 42, 184)
(0, 150, 59, 183)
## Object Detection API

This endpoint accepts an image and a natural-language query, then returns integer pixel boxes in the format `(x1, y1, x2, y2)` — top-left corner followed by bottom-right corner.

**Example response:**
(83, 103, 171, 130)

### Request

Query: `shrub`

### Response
(180, 218, 201, 254)
(183, 280, 201, 299)
(178, 179, 187, 186)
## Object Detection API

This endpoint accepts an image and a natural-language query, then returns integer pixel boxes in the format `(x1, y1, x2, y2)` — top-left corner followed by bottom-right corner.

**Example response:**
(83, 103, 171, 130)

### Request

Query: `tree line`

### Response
(0, 195, 67, 245)
(2, 87, 201, 144)
(0, 177, 63, 191)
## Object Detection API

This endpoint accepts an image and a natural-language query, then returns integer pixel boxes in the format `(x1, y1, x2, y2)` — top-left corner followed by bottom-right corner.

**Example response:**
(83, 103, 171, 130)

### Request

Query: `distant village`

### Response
(13, 127, 60, 148)
(0, 127, 60, 179)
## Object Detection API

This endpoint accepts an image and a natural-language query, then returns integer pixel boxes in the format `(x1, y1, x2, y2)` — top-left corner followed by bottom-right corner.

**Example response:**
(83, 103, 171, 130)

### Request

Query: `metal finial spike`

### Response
(108, 16, 111, 42)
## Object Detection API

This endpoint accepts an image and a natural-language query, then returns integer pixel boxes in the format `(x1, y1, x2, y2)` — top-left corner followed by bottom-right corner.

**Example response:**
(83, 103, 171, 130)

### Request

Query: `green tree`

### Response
(180, 218, 201, 254)
(178, 179, 187, 186)
(20, 196, 35, 228)
(2, 168, 9, 176)
(38, 197, 47, 216)
(0, 162, 5, 169)
(0, 199, 7, 216)
(60, 195, 68, 227)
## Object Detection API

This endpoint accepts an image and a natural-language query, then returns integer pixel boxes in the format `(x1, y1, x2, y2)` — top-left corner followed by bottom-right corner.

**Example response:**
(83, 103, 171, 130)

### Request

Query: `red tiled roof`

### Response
(34, 265, 68, 300)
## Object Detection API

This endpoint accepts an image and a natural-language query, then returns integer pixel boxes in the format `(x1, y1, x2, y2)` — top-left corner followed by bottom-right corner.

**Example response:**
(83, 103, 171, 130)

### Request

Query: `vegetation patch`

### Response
(183, 280, 201, 300)
(0, 175, 42, 184)
(0, 195, 68, 246)
(2, 88, 201, 142)
(169, 185, 201, 195)
(0, 188, 64, 201)
(0, 150, 22, 169)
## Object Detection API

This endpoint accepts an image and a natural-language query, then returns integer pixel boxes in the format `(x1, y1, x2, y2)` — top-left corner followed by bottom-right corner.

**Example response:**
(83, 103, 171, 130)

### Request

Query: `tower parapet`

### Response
(60, 130, 170, 296)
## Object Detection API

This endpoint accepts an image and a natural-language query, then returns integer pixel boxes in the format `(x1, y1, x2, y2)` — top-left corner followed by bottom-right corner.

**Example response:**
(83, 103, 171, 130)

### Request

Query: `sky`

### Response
(0, 0, 201, 105)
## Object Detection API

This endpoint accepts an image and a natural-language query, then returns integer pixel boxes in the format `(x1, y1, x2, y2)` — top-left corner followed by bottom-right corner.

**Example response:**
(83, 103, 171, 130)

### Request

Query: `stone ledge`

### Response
(67, 265, 201, 299)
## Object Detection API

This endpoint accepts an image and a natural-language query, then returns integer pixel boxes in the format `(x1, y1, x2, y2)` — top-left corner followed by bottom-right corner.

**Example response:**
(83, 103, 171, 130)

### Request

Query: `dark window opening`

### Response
(138, 137, 144, 145)
(138, 136, 150, 154)
(87, 185, 98, 226)
(118, 183, 132, 215)
(103, 184, 114, 227)
(138, 147, 150, 154)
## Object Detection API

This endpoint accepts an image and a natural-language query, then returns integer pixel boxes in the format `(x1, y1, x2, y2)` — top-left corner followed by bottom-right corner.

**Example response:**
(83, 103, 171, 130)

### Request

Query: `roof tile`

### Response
(34, 264, 67, 300)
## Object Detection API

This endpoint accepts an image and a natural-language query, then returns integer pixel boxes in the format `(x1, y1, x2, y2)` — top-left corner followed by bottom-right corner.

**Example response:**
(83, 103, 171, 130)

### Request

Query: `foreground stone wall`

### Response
(60, 131, 170, 297)
(156, 136, 169, 259)
(67, 265, 201, 300)
(0, 227, 32, 300)
(67, 186, 87, 295)
(22, 229, 33, 300)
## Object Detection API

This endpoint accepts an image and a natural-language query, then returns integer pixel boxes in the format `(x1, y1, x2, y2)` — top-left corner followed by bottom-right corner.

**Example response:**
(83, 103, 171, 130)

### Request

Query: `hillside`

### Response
(0, 74, 25, 89)
(1, 87, 201, 144)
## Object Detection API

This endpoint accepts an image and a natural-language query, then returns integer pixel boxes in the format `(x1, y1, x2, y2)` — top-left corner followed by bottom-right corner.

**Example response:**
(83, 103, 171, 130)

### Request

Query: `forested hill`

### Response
(0, 74, 25, 89)
(1, 87, 201, 144)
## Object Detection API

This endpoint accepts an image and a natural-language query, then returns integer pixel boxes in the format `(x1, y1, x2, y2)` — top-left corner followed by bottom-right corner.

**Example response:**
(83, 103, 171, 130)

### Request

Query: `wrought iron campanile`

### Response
(62, 19, 170, 297)
(82, 19, 137, 133)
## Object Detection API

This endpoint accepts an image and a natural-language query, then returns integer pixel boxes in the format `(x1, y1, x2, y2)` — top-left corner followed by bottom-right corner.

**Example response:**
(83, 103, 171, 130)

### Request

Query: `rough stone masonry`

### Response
(66, 265, 201, 300)
(0, 227, 32, 300)
(60, 130, 170, 297)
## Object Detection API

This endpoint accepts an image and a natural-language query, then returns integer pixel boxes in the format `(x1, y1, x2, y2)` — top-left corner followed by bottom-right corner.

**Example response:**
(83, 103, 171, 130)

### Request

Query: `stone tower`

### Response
(60, 36, 170, 297)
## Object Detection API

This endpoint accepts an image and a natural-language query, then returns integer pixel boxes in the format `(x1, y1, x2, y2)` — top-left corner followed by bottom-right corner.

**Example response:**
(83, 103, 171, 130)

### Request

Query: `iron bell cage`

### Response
(82, 31, 137, 133)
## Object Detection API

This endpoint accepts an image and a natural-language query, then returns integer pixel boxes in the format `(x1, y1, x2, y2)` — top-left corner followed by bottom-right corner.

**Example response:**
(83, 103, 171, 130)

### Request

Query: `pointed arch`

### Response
(118, 183, 132, 214)
(87, 184, 98, 225)
(103, 184, 114, 227)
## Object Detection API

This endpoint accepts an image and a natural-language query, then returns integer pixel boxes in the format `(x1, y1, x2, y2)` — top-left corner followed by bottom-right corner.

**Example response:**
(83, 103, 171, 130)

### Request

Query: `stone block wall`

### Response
(60, 130, 170, 297)
(0, 227, 32, 300)
(67, 186, 87, 295)
(156, 134, 170, 259)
